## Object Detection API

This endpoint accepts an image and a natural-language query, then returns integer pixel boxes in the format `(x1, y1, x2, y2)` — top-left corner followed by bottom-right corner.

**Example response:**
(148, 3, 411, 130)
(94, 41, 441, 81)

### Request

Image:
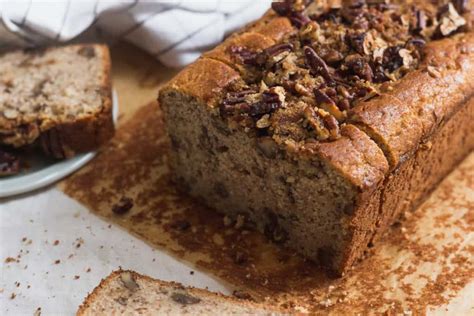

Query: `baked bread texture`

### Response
(77, 270, 285, 315)
(0, 44, 114, 158)
(159, 0, 474, 274)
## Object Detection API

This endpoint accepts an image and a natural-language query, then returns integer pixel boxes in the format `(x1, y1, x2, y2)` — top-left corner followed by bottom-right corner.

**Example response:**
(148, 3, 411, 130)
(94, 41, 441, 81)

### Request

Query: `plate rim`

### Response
(0, 90, 118, 198)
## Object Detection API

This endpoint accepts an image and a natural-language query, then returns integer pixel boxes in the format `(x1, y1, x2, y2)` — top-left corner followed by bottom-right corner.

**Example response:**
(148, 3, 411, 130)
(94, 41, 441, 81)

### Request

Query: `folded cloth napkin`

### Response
(0, 0, 272, 67)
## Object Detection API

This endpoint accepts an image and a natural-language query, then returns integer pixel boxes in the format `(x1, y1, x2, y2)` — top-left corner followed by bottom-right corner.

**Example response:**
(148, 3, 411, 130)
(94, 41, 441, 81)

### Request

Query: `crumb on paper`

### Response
(74, 238, 84, 248)
(112, 196, 134, 215)
(4, 257, 17, 263)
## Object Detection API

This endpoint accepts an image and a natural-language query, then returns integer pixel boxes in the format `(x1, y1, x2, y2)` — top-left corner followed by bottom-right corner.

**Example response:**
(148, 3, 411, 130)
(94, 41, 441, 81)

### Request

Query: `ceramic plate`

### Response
(0, 90, 118, 198)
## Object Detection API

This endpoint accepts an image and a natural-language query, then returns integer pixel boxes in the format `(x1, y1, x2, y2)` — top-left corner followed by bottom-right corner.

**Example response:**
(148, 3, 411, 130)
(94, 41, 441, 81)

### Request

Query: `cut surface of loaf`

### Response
(77, 270, 285, 315)
(159, 1, 474, 274)
(0, 44, 114, 158)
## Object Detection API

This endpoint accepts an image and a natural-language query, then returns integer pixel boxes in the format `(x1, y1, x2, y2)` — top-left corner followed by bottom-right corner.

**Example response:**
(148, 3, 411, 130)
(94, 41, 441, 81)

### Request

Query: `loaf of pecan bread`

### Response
(0, 44, 114, 158)
(159, 0, 474, 274)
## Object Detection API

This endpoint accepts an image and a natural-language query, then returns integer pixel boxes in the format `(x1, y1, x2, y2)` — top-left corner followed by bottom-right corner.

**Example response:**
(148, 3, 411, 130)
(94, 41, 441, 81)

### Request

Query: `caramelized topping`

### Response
(220, 0, 468, 145)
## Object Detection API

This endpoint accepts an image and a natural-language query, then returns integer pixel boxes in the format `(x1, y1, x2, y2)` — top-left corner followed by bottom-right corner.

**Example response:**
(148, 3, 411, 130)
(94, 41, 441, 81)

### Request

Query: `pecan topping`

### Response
(303, 106, 340, 141)
(219, 0, 466, 145)
(220, 87, 285, 119)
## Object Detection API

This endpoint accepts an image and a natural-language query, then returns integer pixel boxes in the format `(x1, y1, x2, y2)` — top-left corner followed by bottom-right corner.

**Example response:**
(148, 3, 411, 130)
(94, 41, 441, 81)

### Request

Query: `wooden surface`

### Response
(60, 43, 474, 315)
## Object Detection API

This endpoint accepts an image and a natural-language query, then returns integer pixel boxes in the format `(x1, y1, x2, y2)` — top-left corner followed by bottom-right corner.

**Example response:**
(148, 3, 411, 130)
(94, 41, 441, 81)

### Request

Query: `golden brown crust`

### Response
(349, 32, 474, 169)
(372, 95, 474, 244)
(203, 32, 276, 75)
(301, 124, 388, 192)
(245, 11, 295, 42)
(160, 58, 242, 108)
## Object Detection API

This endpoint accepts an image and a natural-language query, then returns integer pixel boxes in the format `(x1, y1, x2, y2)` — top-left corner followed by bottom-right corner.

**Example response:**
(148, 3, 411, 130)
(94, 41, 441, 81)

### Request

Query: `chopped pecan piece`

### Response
(438, 3, 466, 37)
(229, 46, 259, 66)
(290, 11, 311, 27)
(303, 105, 340, 141)
(344, 54, 373, 82)
(171, 292, 201, 305)
(304, 46, 334, 84)
(0, 149, 20, 177)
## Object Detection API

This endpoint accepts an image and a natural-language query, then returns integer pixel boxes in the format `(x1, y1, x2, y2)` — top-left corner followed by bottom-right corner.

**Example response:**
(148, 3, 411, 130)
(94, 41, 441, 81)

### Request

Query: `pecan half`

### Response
(344, 54, 373, 82)
(304, 46, 334, 84)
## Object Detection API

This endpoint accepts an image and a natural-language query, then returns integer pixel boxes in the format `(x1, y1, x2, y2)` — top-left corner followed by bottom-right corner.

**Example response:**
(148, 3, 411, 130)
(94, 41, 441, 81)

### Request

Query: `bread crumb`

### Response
(34, 307, 42, 316)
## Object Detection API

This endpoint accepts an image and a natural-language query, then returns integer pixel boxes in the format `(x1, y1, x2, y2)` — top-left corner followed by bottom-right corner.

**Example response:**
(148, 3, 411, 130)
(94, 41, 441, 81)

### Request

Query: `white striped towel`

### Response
(0, 0, 272, 67)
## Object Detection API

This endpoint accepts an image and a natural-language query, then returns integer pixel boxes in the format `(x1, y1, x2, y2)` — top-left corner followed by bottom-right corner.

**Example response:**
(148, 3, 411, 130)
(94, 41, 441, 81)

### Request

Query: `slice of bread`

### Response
(0, 44, 114, 158)
(77, 270, 285, 315)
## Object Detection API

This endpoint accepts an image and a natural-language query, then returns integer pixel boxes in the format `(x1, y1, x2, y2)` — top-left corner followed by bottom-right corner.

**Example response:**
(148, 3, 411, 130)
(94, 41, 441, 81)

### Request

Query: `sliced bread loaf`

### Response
(0, 44, 114, 158)
(77, 270, 285, 315)
(159, 1, 473, 274)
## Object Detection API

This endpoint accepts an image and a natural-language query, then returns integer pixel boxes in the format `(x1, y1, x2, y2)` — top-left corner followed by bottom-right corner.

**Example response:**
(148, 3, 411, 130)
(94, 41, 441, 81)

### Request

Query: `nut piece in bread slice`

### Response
(0, 44, 114, 158)
(77, 270, 286, 315)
